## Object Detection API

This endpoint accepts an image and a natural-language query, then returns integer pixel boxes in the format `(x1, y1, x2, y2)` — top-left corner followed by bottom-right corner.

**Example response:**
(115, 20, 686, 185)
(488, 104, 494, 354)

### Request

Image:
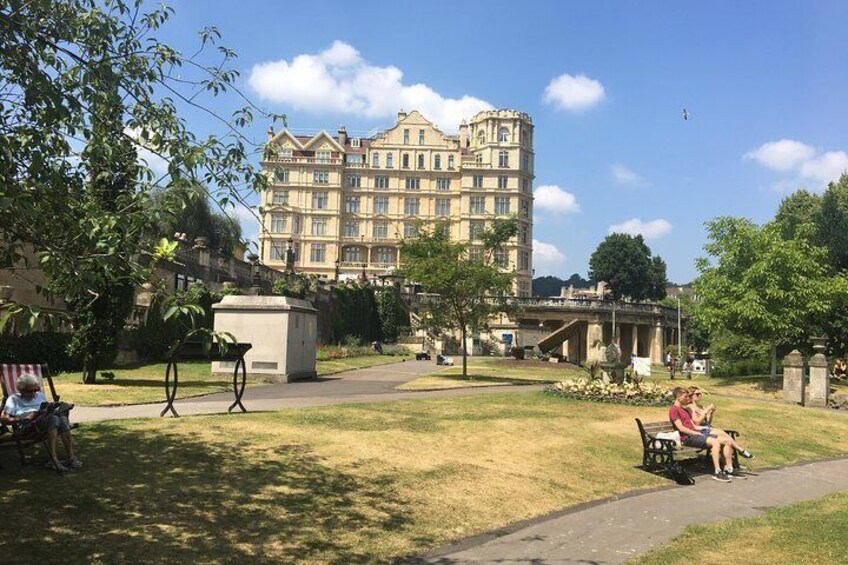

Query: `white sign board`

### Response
(633, 357, 652, 377)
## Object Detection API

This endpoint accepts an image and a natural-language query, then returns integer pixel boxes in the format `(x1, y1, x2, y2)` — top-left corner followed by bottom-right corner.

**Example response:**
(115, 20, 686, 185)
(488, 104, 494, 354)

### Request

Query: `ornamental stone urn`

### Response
(0, 285, 13, 303)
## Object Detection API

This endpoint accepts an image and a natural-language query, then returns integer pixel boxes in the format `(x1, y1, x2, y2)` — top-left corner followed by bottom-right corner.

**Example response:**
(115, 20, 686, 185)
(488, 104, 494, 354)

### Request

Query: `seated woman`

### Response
(1, 372, 82, 471)
(685, 386, 754, 460)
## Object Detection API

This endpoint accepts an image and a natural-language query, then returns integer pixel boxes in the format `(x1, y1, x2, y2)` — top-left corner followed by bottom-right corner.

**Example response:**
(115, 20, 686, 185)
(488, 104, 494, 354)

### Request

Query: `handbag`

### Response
(668, 463, 695, 486)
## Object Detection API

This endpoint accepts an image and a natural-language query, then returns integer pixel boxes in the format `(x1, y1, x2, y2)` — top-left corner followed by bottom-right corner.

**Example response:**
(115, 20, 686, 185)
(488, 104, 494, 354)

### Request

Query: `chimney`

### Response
(267, 125, 275, 141)
(337, 125, 347, 146)
(459, 119, 469, 147)
(397, 108, 407, 121)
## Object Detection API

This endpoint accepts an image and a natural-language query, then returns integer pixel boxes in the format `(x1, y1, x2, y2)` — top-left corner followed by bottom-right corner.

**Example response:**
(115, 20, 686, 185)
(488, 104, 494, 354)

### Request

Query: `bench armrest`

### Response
(647, 437, 679, 451)
(725, 429, 739, 439)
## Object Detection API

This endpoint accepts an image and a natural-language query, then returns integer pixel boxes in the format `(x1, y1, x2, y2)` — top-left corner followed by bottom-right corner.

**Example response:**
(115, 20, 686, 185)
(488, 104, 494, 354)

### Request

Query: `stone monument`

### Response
(782, 349, 804, 405)
(808, 338, 829, 408)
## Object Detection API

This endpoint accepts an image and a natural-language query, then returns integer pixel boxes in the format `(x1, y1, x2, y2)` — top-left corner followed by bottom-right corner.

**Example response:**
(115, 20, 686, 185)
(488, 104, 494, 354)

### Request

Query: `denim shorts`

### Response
(46, 414, 71, 432)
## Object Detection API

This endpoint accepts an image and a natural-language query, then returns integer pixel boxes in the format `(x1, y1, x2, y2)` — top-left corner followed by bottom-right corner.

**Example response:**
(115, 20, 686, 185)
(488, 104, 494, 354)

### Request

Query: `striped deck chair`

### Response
(0, 363, 60, 467)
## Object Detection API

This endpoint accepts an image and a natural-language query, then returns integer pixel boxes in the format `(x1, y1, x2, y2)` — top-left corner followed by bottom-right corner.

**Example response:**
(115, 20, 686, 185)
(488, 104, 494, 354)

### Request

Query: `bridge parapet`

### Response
(506, 297, 676, 318)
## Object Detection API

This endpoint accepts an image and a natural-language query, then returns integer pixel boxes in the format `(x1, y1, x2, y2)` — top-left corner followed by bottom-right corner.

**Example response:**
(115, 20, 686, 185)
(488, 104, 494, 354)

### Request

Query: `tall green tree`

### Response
(0, 1, 281, 382)
(400, 219, 517, 378)
(696, 217, 844, 375)
(815, 174, 848, 270)
(774, 189, 822, 241)
(588, 233, 667, 301)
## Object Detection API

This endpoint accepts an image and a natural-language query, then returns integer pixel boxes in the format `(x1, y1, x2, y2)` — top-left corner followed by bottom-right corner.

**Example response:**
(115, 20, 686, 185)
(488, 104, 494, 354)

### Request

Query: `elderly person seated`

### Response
(1, 372, 81, 471)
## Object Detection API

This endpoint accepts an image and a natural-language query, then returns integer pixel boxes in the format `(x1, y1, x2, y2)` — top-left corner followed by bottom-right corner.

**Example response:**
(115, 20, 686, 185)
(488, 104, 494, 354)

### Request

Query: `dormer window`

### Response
(403, 129, 410, 144)
(418, 129, 425, 145)
(316, 150, 331, 163)
(350, 138, 361, 148)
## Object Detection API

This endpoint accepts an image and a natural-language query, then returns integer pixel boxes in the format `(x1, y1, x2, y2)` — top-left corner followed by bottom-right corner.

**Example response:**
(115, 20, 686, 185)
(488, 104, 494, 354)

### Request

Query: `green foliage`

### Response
(331, 283, 382, 344)
(399, 218, 518, 377)
(377, 286, 409, 343)
(160, 186, 243, 257)
(0, 331, 80, 372)
(272, 274, 311, 299)
(588, 233, 667, 301)
(532, 273, 593, 297)
(815, 174, 848, 270)
(774, 189, 822, 241)
(710, 359, 772, 378)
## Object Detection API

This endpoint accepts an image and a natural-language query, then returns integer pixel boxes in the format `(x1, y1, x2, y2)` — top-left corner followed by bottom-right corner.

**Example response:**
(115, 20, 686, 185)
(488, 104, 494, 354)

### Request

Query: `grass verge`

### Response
(397, 357, 585, 390)
(633, 491, 848, 565)
(3, 391, 848, 562)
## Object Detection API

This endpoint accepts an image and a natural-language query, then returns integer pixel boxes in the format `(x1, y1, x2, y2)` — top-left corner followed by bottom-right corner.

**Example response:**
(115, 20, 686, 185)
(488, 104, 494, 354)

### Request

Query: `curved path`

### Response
(73, 360, 545, 423)
(408, 456, 848, 564)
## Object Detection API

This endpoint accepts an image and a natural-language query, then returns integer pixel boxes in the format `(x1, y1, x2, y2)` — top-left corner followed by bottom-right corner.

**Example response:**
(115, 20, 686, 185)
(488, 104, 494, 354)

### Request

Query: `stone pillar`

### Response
(783, 350, 805, 405)
(651, 323, 664, 364)
(587, 321, 603, 349)
(808, 341, 829, 408)
(567, 335, 580, 364)
(632, 324, 640, 358)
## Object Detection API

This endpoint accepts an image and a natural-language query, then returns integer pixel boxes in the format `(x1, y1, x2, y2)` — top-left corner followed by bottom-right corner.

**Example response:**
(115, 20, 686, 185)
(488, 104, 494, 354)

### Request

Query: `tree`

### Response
(774, 189, 822, 241)
(588, 233, 667, 301)
(695, 217, 844, 376)
(0, 1, 281, 382)
(815, 174, 848, 270)
(161, 186, 243, 257)
(400, 219, 517, 378)
(532, 273, 593, 297)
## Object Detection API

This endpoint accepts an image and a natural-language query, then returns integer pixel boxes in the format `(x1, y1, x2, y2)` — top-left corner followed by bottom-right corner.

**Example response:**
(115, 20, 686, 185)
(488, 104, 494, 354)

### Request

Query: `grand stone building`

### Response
(259, 109, 535, 296)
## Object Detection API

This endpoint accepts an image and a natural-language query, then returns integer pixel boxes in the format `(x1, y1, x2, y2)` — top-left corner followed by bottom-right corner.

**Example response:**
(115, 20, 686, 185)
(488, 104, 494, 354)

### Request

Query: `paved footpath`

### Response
(74, 360, 546, 423)
(409, 457, 848, 564)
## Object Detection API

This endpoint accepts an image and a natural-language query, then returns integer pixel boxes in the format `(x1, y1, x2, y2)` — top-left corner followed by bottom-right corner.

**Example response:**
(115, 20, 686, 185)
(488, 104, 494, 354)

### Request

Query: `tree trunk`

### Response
(770, 339, 778, 377)
(83, 362, 97, 384)
(461, 325, 468, 379)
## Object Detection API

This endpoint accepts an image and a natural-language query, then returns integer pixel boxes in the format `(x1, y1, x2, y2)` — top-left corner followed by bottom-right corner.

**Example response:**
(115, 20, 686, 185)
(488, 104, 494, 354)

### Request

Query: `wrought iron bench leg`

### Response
(160, 361, 180, 418)
(228, 357, 248, 413)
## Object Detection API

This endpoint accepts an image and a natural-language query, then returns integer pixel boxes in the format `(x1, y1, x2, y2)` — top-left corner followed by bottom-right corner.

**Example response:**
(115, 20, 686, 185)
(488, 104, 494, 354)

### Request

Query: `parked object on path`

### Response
(436, 354, 454, 366)
(415, 351, 431, 361)
(371, 341, 383, 354)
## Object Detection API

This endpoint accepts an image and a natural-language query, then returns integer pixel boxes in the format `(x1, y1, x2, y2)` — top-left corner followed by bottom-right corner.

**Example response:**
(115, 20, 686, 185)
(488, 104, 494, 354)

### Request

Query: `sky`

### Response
(158, 0, 848, 284)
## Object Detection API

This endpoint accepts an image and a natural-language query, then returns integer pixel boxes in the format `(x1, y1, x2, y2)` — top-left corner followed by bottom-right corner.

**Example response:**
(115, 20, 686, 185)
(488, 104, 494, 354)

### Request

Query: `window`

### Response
(498, 127, 509, 142)
(175, 273, 200, 292)
(345, 196, 361, 213)
(347, 175, 361, 188)
(346, 154, 363, 164)
(417, 154, 424, 169)
(270, 214, 287, 233)
(520, 250, 530, 270)
(435, 223, 450, 238)
(472, 175, 483, 188)
(404, 222, 418, 238)
(434, 154, 441, 170)
(274, 168, 289, 183)
(279, 148, 293, 159)
(313, 170, 329, 184)
(521, 199, 529, 218)
(270, 242, 285, 261)
(372, 152, 380, 167)
(522, 153, 531, 172)
(310, 243, 326, 263)
(519, 225, 528, 244)
(436, 178, 451, 191)
(435, 198, 451, 216)
(404, 197, 420, 216)
(373, 196, 389, 214)
(403, 129, 410, 144)
(520, 128, 526, 146)
(448, 155, 455, 169)
(405, 177, 420, 190)
(469, 220, 485, 240)
(468, 247, 483, 262)
(495, 197, 511, 215)
(376, 247, 393, 264)
(521, 178, 529, 193)
(402, 153, 409, 168)
(311, 217, 327, 236)
(343, 247, 362, 262)
(373, 221, 388, 238)
(470, 196, 486, 214)
(344, 220, 360, 237)
(312, 191, 329, 210)
(498, 150, 509, 168)
(494, 249, 509, 267)
(386, 153, 393, 168)
(374, 175, 389, 189)
(316, 150, 332, 163)
(293, 215, 301, 234)
(498, 175, 508, 189)
(418, 129, 425, 145)
(475, 153, 483, 164)
(477, 130, 485, 146)
(271, 190, 289, 205)
(350, 138, 361, 148)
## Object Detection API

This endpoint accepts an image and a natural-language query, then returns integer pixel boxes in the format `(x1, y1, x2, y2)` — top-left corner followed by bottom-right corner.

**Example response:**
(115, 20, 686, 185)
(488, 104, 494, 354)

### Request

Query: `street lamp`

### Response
(334, 257, 341, 281)
(284, 237, 295, 275)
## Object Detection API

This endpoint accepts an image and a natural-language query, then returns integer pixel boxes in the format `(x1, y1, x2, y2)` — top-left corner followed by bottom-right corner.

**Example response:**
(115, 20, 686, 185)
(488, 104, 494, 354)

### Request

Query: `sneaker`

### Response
(712, 470, 731, 483)
(66, 457, 83, 469)
(728, 467, 748, 479)
(740, 449, 755, 459)
(46, 460, 67, 473)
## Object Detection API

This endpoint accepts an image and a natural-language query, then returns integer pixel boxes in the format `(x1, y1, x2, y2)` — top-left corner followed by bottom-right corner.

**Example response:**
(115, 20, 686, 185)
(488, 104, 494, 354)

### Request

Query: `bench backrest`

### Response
(635, 418, 676, 449)
(0, 364, 57, 405)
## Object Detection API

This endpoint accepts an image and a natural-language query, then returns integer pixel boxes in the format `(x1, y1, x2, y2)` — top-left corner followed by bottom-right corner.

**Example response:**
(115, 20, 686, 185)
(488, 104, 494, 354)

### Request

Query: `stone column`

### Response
(783, 350, 805, 405)
(631, 324, 640, 358)
(587, 321, 603, 349)
(808, 341, 829, 408)
(651, 323, 664, 364)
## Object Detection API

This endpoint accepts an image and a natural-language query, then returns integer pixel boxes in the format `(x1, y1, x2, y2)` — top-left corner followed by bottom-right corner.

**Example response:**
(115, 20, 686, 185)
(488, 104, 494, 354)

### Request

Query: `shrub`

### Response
(510, 346, 525, 360)
(545, 378, 673, 406)
(710, 359, 772, 378)
(0, 331, 81, 373)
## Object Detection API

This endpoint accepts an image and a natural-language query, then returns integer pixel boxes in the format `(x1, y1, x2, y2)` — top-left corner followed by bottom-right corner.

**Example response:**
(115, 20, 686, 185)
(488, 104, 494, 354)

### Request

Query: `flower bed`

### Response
(545, 378, 673, 406)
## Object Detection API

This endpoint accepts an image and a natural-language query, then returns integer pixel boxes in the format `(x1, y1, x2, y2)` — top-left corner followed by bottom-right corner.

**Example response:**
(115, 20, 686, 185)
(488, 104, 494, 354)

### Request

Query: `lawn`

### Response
(642, 370, 848, 401)
(51, 353, 410, 407)
(633, 491, 848, 565)
(3, 391, 848, 563)
(397, 356, 585, 390)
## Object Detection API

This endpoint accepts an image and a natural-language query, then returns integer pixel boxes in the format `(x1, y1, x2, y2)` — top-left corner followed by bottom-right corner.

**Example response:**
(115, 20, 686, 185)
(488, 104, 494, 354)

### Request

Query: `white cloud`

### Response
(745, 139, 848, 189)
(543, 73, 605, 111)
(249, 41, 493, 133)
(744, 139, 815, 171)
(532, 240, 567, 276)
(610, 164, 649, 187)
(533, 184, 580, 214)
(608, 218, 672, 240)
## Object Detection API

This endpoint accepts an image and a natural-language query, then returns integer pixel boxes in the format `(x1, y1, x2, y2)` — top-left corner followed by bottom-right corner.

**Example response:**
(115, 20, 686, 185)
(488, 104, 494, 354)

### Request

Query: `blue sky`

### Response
(161, 1, 848, 284)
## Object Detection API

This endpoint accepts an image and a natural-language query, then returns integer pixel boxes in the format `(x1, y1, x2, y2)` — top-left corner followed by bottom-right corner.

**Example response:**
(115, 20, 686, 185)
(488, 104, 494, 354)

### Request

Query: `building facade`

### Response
(259, 109, 535, 296)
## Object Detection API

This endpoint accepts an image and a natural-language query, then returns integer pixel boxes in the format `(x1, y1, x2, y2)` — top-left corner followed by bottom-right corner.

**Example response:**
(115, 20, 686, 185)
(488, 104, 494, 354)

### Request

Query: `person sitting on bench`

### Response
(686, 386, 754, 460)
(1, 372, 82, 471)
(669, 387, 737, 482)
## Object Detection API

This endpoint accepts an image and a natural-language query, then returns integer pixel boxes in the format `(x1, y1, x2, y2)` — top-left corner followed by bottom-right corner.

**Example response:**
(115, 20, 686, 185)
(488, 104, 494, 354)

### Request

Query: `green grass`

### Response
(52, 354, 411, 407)
(3, 391, 848, 562)
(633, 491, 848, 565)
(398, 356, 585, 390)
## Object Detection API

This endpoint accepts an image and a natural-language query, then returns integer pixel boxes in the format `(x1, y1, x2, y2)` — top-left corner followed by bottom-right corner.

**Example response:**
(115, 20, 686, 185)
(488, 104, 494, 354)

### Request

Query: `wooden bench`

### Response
(635, 418, 740, 472)
(0, 363, 63, 467)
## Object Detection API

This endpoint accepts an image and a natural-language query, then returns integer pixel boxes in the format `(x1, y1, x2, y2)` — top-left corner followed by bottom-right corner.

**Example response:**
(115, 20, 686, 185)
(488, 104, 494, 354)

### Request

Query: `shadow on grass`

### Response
(429, 374, 556, 385)
(0, 422, 413, 563)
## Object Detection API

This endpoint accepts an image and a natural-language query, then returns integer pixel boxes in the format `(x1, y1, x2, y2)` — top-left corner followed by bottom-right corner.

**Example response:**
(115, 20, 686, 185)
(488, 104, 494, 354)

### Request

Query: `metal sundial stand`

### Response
(161, 340, 253, 418)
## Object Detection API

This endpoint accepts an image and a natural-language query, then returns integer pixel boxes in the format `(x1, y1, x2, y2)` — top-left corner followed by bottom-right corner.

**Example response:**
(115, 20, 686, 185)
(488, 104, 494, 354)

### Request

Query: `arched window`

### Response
(434, 154, 441, 170)
(386, 153, 393, 168)
(477, 130, 485, 146)
(372, 152, 380, 167)
(498, 127, 509, 142)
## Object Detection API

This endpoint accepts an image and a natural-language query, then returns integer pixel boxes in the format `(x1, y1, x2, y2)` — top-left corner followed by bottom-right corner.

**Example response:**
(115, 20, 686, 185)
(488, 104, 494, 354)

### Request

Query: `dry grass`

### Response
(642, 371, 848, 401)
(3, 391, 848, 562)
(397, 357, 585, 390)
